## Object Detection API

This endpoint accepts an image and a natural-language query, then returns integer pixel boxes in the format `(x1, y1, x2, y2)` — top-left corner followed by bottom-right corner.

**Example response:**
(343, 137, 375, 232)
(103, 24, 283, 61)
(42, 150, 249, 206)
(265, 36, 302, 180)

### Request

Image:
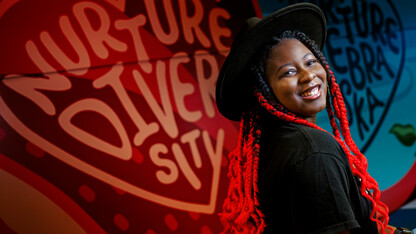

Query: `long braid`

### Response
(220, 111, 266, 233)
(311, 36, 391, 231)
(324, 63, 391, 231)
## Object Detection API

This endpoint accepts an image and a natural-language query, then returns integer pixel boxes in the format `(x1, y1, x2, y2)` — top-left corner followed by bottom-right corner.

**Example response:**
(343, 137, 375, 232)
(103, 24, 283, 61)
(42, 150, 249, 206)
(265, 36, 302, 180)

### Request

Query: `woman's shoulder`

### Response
(262, 120, 346, 165)
(295, 124, 340, 151)
(264, 119, 336, 146)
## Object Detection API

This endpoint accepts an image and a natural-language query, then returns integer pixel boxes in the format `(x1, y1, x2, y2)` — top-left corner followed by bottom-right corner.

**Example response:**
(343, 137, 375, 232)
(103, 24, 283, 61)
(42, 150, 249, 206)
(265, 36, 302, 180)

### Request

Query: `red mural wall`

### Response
(0, 0, 261, 233)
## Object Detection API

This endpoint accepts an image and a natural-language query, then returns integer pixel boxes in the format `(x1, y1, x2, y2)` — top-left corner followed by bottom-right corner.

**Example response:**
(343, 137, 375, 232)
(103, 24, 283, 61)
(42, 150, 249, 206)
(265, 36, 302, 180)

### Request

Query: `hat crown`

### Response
(246, 17, 262, 30)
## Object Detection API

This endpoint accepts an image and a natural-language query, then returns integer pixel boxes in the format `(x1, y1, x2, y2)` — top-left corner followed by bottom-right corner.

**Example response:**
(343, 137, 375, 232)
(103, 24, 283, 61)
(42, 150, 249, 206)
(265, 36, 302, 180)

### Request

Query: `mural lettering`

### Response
(0, 0, 236, 215)
(322, 0, 405, 151)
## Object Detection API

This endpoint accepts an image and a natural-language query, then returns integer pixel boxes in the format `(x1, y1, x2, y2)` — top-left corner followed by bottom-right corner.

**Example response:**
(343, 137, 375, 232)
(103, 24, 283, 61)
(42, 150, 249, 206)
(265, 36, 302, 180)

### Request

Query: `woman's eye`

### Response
(306, 59, 317, 66)
(282, 69, 296, 77)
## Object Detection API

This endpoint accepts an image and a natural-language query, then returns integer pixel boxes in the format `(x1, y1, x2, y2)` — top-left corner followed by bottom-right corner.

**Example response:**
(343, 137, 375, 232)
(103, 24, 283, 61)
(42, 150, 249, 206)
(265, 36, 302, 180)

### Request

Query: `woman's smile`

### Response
(299, 84, 321, 99)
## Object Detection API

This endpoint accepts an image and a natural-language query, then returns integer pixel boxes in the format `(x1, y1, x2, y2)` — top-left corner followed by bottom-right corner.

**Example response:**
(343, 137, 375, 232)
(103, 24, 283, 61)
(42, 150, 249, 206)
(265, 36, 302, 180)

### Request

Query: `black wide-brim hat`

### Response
(216, 3, 326, 121)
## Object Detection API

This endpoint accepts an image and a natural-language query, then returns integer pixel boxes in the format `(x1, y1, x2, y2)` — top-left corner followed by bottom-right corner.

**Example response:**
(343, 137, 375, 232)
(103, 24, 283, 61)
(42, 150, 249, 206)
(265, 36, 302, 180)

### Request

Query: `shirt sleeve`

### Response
(288, 152, 360, 234)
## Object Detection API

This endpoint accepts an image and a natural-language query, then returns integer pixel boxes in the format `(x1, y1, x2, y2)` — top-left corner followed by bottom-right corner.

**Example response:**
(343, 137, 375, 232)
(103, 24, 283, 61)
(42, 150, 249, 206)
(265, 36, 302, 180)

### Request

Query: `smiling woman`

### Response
(214, 3, 413, 234)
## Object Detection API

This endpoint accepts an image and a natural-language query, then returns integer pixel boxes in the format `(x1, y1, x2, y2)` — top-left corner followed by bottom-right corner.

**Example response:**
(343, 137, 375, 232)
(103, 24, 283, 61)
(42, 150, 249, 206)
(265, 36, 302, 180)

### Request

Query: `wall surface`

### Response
(0, 0, 259, 233)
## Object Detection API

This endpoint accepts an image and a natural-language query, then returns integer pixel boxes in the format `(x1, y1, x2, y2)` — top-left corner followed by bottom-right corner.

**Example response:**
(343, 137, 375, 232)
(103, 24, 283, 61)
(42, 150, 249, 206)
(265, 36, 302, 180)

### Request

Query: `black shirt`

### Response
(258, 117, 378, 234)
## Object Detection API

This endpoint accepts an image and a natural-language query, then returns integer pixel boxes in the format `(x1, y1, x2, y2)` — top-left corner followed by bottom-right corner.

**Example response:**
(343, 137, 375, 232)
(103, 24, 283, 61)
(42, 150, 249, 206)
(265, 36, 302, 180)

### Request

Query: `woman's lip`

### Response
(300, 85, 321, 100)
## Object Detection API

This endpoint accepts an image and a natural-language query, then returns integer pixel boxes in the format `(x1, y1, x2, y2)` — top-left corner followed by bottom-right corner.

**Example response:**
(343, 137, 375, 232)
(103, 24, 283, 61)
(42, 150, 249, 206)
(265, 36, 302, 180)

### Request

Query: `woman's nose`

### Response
(299, 69, 315, 83)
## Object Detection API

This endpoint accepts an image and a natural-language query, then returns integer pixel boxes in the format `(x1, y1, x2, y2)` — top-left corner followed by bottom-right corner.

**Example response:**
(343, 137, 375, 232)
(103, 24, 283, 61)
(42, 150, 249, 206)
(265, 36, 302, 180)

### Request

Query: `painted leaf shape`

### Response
(389, 124, 416, 146)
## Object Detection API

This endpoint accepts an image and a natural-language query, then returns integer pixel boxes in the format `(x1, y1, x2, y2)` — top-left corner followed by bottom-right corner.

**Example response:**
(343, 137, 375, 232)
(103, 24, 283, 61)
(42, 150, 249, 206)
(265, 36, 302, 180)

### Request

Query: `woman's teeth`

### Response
(301, 86, 319, 97)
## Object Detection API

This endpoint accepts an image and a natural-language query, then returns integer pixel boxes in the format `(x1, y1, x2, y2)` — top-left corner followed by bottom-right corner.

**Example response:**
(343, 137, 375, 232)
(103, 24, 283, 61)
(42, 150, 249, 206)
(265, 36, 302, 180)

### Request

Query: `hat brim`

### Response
(216, 3, 326, 121)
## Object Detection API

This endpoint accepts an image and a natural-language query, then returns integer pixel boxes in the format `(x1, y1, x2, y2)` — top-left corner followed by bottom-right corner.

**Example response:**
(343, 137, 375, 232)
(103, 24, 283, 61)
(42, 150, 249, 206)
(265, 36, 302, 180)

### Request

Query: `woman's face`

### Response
(265, 39, 327, 123)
